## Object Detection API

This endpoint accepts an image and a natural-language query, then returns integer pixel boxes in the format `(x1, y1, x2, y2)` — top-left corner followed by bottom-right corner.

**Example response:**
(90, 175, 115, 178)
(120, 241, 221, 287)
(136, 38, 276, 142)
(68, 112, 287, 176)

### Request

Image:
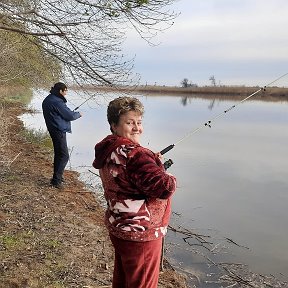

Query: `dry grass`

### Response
(0, 106, 15, 171)
(72, 84, 288, 103)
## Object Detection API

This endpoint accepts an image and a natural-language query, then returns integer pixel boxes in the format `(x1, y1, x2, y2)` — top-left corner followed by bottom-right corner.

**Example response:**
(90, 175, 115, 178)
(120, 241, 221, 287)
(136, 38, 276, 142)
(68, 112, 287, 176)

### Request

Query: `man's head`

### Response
(50, 82, 67, 96)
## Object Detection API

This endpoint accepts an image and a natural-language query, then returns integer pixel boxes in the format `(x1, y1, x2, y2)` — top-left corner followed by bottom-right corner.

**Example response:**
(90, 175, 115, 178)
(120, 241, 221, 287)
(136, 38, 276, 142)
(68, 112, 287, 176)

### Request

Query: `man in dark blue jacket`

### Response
(42, 82, 82, 188)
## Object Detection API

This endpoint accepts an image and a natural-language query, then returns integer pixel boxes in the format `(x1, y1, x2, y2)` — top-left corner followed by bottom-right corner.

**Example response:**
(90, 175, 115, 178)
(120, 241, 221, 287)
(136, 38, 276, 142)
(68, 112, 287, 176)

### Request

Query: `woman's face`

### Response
(112, 111, 143, 144)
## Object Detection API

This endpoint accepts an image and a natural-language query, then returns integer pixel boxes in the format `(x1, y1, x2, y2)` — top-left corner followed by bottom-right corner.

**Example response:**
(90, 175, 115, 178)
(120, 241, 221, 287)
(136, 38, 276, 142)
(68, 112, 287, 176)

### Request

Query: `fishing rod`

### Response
(73, 93, 97, 111)
(160, 72, 288, 160)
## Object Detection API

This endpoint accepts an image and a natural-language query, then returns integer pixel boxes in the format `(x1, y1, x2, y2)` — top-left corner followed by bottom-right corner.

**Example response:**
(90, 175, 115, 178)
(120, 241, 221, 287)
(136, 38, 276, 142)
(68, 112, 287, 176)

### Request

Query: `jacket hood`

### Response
(92, 135, 137, 169)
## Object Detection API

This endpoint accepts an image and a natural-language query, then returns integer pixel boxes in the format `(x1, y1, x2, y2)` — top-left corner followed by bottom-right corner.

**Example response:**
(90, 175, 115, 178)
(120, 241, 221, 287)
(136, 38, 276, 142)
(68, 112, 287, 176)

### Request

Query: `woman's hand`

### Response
(155, 152, 164, 162)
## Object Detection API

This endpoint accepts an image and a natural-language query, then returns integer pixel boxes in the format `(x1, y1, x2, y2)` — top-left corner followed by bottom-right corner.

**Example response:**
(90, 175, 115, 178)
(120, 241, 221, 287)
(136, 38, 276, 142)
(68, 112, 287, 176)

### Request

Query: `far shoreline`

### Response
(72, 84, 288, 102)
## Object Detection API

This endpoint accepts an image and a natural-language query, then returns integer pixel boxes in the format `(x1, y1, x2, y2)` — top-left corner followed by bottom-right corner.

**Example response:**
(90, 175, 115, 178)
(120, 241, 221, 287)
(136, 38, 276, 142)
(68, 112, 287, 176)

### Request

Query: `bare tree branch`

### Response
(0, 0, 178, 89)
(0, 25, 65, 36)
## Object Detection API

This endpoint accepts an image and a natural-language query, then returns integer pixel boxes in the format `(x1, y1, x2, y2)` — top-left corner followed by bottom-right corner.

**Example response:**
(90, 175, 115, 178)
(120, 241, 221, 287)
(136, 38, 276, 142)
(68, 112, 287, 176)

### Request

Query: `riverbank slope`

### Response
(0, 102, 188, 287)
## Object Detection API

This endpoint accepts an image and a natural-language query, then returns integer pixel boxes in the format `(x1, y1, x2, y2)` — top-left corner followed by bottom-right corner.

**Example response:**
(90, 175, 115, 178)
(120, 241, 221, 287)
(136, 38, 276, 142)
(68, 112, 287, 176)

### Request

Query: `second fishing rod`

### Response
(160, 73, 288, 169)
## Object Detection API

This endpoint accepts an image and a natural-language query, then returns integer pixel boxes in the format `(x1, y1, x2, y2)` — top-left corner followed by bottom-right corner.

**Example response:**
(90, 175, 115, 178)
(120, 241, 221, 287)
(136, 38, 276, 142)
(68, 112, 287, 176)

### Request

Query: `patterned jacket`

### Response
(93, 135, 177, 242)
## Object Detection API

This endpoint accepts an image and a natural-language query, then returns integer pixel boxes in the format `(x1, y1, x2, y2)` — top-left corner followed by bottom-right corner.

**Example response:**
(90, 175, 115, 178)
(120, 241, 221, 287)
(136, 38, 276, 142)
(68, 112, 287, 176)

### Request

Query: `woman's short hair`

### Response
(107, 97, 144, 128)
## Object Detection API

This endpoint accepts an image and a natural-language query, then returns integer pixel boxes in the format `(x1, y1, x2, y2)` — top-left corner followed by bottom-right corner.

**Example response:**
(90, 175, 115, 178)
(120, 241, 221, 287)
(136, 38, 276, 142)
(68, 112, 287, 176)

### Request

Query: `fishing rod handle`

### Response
(160, 144, 175, 155)
(163, 159, 173, 170)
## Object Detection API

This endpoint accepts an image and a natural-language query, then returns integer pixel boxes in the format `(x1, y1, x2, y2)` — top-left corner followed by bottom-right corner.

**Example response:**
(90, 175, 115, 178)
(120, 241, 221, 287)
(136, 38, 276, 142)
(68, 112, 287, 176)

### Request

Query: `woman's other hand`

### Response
(155, 152, 164, 162)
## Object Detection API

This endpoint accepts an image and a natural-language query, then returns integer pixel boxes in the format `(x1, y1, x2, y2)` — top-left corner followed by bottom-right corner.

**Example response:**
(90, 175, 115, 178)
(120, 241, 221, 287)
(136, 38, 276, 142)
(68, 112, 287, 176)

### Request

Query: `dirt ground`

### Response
(0, 103, 188, 288)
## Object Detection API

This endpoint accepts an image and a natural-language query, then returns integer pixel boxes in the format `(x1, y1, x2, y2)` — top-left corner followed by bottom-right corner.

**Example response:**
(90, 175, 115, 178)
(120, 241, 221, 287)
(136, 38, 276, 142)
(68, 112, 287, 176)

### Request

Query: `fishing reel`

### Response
(163, 159, 173, 170)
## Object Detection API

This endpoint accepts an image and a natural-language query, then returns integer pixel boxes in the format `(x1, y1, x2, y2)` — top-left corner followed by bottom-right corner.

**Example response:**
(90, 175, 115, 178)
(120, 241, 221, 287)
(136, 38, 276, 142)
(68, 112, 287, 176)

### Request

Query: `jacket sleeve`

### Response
(55, 101, 81, 121)
(126, 148, 176, 199)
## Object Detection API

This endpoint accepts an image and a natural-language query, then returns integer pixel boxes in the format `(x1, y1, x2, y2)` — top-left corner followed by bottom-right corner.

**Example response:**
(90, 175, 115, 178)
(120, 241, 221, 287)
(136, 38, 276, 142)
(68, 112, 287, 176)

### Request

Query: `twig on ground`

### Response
(88, 169, 100, 177)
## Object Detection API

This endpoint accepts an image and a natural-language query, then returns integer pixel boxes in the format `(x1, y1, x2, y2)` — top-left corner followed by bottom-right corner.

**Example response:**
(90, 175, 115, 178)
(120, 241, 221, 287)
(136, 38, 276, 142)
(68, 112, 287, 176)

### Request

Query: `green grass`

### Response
(1, 235, 23, 249)
(21, 127, 53, 148)
(45, 239, 61, 249)
(0, 85, 33, 106)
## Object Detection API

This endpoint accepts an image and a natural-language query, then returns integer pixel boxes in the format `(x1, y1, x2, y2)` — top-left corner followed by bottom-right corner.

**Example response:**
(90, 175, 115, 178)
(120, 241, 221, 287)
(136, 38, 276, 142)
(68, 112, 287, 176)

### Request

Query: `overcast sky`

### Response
(123, 0, 288, 87)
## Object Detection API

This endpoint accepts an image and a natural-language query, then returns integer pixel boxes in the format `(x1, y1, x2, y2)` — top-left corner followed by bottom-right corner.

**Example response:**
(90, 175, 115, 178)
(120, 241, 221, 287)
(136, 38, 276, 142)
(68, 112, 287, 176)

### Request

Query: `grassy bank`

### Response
(133, 85, 288, 97)
(74, 84, 288, 102)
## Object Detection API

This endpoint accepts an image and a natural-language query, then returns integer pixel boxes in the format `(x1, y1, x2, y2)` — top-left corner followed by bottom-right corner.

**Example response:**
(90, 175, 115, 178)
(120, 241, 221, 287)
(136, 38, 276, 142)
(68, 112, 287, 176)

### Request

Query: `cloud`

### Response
(123, 0, 288, 86)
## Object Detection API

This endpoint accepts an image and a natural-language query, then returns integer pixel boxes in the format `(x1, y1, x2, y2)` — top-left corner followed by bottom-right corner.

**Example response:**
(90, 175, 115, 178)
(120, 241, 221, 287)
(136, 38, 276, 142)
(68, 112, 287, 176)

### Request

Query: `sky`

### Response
(123, 0, 288, 87)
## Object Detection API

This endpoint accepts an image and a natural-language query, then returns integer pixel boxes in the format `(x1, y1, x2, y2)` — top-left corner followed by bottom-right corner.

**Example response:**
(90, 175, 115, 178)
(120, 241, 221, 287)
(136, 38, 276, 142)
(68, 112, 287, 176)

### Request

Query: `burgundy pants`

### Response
(109, 234, 163, 288)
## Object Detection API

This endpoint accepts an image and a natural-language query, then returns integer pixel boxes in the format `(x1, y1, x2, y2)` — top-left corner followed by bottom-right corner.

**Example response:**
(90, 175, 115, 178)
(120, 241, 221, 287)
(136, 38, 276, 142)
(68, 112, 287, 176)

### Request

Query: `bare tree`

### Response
(181, 78, 197, 88)
(0, 0, 178, 88)
(181, 78, 189, 88)
(209, 75, 216, 86)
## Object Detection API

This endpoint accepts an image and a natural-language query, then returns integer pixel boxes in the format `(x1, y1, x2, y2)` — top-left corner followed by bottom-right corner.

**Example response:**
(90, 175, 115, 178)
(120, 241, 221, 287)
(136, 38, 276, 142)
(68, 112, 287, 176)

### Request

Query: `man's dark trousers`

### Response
(49, 128, 69, 185)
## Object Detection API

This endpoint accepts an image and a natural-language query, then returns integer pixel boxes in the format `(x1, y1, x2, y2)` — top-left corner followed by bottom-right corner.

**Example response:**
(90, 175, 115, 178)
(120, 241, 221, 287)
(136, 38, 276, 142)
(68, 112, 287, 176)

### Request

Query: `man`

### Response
(42, 82, 82, 188)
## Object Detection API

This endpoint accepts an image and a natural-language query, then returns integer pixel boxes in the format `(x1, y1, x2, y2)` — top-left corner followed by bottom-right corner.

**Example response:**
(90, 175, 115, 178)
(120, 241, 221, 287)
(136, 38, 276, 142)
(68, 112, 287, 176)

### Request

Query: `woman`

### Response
(92, 96, 177, 288)
(42, 82, 82, 188)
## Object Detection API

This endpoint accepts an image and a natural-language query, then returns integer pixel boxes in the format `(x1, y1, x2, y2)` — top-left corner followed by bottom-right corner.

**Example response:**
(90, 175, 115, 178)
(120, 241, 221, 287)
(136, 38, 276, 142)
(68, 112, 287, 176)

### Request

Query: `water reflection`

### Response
(181, 96, 218, 116)
(180, 96, 189, 106)
(21, 90, 288, 285)
(207, 99, 216, 110)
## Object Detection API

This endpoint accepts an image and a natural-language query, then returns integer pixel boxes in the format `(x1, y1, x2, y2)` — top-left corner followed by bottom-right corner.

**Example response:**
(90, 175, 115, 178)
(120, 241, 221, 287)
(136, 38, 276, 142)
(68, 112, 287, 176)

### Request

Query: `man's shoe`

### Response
(50, 178, 65, 186)
(50, 182, 63, 189)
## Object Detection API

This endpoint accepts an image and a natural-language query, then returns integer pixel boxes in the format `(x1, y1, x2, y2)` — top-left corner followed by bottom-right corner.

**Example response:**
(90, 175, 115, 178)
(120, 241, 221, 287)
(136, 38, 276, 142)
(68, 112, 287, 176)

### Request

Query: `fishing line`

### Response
(160, 72, 288, 157)
(72, 85, 131, 111)
(73, 94, 97, 111)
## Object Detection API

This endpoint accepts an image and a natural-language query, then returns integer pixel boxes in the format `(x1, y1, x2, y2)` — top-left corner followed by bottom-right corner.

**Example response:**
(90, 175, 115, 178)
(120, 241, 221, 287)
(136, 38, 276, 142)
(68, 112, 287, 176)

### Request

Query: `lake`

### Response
(21, 89, 288, 286)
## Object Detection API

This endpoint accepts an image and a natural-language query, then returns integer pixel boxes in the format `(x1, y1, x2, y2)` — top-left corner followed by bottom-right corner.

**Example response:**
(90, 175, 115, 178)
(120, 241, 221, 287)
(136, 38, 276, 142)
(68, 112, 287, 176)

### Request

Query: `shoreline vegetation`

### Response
(73, 85, 288, 102)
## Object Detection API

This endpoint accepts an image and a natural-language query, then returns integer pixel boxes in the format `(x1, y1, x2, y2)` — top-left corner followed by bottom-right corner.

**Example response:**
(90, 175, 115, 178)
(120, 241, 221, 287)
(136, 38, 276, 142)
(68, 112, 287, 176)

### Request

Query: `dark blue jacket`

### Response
(42, 93, 81, 133)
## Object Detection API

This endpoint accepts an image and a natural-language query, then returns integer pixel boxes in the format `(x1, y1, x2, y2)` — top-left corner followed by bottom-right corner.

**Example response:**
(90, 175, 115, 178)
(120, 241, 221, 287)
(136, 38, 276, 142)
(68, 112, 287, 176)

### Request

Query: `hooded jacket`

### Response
(93, 135, 177, 242)
(42, 93, 81, 133)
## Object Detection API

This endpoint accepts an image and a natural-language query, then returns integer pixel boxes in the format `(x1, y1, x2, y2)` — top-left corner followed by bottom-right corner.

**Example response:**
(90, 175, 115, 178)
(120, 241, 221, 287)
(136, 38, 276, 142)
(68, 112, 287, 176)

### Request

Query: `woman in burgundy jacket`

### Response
(93, 96, 177, 288)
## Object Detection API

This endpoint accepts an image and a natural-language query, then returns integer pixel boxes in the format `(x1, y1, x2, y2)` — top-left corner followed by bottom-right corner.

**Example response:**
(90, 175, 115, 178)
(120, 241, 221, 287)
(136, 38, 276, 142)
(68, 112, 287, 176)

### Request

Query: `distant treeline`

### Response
(134, 85, 288, 97)
(77, 84, 288, 102)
